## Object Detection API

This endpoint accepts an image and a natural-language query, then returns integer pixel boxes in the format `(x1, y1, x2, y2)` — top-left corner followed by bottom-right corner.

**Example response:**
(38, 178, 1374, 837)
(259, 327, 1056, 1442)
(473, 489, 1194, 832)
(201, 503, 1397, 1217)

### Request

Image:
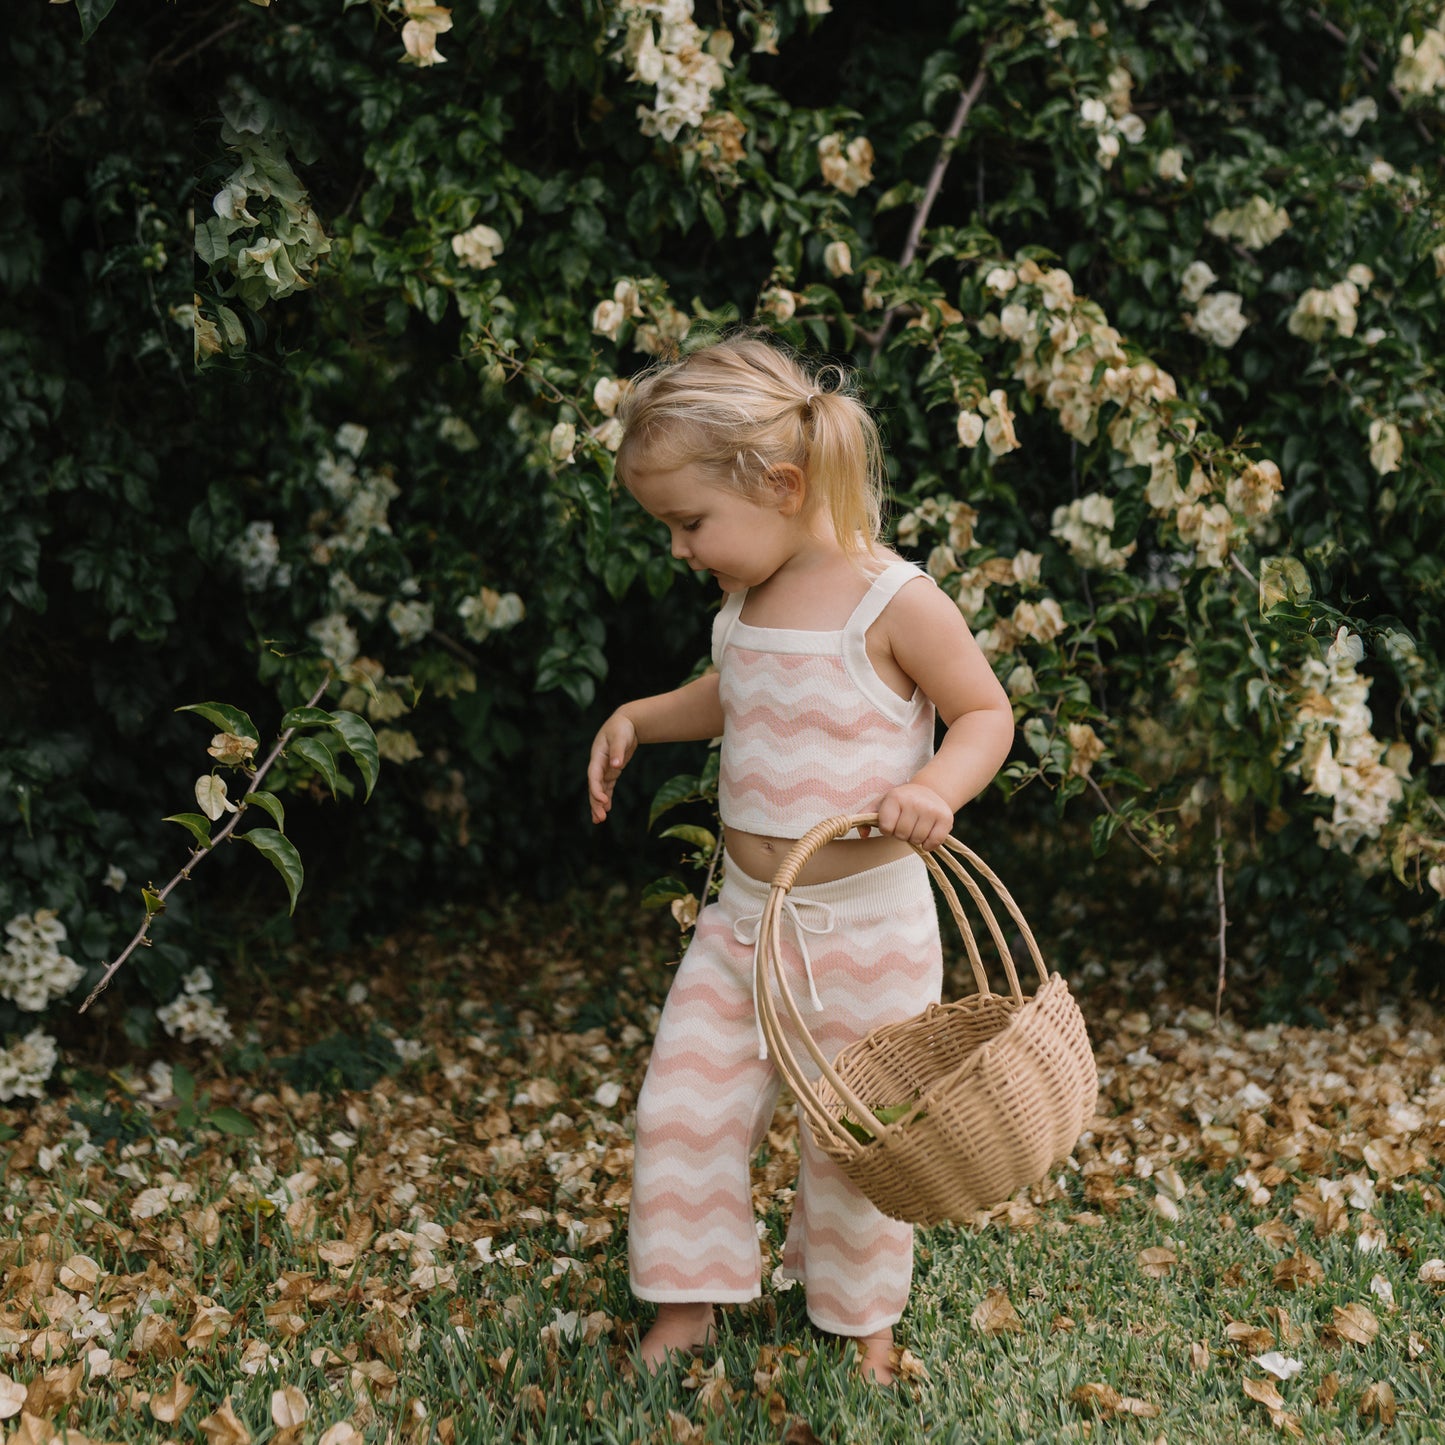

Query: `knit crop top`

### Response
(712, 560, 937, 839)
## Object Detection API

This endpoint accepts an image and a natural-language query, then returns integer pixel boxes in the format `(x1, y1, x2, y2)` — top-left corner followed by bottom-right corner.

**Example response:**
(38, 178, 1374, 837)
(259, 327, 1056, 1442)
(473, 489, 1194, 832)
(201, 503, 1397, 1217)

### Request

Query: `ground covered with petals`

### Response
(2, 889, 1443, 1443)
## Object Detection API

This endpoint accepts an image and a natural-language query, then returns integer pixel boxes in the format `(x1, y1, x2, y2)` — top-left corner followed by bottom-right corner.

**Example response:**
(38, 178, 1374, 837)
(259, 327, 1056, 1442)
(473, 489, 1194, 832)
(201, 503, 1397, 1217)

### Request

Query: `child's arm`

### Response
(587, 672, 724, 824)
(873, 580, 1016, 850)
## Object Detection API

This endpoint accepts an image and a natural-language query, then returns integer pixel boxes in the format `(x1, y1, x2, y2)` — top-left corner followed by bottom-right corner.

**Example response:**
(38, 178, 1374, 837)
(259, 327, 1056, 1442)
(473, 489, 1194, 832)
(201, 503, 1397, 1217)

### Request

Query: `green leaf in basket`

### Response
(839, 1100, 924, 1146)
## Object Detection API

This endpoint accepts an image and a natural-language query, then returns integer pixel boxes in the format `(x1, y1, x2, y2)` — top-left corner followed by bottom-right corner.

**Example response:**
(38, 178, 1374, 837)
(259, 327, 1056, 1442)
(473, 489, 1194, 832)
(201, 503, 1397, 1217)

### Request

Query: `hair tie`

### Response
(803, 392, 818, 411)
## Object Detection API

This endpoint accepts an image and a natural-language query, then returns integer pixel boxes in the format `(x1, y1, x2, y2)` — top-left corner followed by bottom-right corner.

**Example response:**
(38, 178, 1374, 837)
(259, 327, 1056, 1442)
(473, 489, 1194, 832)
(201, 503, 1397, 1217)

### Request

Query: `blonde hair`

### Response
(614, 333, 887, 555)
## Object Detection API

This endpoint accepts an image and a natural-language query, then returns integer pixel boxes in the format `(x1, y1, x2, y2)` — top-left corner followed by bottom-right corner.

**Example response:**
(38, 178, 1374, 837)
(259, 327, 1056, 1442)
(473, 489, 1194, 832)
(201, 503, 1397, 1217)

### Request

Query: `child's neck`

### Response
(742, 523, 887, 630)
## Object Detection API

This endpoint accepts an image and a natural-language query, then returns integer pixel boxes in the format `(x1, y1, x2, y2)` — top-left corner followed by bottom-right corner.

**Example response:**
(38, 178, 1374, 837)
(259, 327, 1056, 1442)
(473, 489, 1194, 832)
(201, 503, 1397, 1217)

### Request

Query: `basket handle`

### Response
(753, 812, 1050, 1155)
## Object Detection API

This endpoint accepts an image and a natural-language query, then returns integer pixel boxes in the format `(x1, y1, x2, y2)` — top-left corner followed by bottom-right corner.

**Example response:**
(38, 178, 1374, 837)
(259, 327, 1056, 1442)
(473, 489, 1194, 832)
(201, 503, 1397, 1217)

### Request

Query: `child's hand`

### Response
(587, 712, 639, 823)
(872, 782, 955, 851)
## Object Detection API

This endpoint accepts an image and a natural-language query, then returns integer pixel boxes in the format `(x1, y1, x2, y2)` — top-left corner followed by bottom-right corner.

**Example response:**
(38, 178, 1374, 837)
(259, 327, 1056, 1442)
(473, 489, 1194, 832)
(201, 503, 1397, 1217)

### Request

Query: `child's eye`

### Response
(682, 519, 702, 533)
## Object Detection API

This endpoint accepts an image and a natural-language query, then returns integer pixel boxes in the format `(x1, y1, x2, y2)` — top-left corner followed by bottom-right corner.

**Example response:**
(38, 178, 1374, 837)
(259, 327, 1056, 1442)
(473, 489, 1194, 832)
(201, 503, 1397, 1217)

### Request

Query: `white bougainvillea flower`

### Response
(1179, 260, 1217, 304)
(195, 775, 239, 821)
(1156, 147, 1186, 181)
(1368, 419, 1403, 475)
(1189, 291, 1249, 349)
(956, 410, 984, 448)
(593, 376, 627, 416)
(1207, 195, 1291, 249)
(823, 240, 852, 277)
(451, 222, 503, 270)
(549, 421, 577, 464)
(817, 133, 874, 195)
(979, 389, 1020, 456)
(592, 298, 625, 339)
(400, 2, 453, 67)
(207, 732, 258, 767)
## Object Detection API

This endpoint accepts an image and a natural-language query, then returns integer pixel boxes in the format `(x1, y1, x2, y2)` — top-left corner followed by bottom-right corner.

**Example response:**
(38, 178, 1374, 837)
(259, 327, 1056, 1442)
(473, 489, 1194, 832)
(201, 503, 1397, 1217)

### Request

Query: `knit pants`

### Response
(629, 853, 943, 1336)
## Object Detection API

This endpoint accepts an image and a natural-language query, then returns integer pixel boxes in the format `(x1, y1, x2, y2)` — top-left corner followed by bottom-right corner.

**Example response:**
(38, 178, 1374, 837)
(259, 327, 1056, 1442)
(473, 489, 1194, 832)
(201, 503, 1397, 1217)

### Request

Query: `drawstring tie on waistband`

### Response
(733, 897, 836, 1059)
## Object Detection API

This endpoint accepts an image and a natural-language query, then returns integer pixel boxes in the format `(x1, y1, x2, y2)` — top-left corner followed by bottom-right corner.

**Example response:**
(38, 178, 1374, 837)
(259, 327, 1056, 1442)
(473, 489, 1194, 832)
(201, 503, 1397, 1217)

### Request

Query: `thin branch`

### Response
(1085, 775, 1165, 864)
(1213, 805, 1229, 1024)
(1229, 551, 1259, 589)
(79, 676, 332, 1013)
(870, 53, 991, 366)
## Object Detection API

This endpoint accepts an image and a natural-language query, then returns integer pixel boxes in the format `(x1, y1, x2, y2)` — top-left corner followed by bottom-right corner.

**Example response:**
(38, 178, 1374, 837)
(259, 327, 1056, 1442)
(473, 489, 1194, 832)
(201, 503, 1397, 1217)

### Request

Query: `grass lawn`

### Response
(2, 888, 1442, 1443)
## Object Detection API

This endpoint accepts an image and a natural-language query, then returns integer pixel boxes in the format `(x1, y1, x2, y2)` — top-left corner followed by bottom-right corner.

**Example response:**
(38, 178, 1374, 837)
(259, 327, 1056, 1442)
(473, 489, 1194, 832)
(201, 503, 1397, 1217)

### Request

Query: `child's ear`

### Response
(766, 463, 807, 516)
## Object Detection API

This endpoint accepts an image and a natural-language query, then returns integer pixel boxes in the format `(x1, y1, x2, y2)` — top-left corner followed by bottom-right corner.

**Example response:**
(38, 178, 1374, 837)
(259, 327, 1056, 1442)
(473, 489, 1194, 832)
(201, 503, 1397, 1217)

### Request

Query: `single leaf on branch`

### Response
(163, 813, 214, 850)
(243, 789, 286, 832)
(290, 733, 342, 797)
(279, 706, 336, 730)
(326, 710, 380, 801)
(177, 701, 261, 744)
(239, 827, 304, 914)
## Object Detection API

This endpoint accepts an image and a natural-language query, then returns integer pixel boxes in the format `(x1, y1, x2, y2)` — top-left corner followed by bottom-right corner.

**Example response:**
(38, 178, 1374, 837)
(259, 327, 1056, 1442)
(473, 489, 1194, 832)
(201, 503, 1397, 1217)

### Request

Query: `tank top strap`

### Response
(711, 588, 747, 667)
(842, 560, 933, 640)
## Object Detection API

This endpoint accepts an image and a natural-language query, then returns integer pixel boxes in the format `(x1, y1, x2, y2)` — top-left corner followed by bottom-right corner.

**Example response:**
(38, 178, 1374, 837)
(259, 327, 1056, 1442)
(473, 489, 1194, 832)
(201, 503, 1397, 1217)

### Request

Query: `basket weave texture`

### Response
(755, 813, 1098, 1225)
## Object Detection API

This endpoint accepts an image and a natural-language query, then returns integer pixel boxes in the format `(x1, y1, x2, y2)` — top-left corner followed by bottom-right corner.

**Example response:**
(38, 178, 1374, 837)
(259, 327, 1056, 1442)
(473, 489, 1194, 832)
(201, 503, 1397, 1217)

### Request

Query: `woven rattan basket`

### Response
(754, 812, 1097, 1225)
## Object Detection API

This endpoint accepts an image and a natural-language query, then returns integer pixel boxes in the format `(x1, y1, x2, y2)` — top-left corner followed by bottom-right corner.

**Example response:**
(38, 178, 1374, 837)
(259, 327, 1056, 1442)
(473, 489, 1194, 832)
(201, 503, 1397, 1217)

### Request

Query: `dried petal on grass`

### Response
(1070, 1382, 1161, 1419)
(1418, 1258, 1445, 1284)
(1242, 1375, 1303, 1437)
(271, 1385, 309, 1426)
(150, 1372, 197, 1422)
(970, 1286, 1024, 1335)
(317, 1425, 365, 1445)
(1190, 1341, 1210, 1371)
(198, 1398, 253, 1445)
(1272, 1251, 1324, 1290)
(0, 1375, 27, 1420)
(1330, 1302, 1380, 1345)
(1358, 1382, 1397, 1426)
(1138, 1245, 1177, 1278)
(1253, 1351, 1304, 1380)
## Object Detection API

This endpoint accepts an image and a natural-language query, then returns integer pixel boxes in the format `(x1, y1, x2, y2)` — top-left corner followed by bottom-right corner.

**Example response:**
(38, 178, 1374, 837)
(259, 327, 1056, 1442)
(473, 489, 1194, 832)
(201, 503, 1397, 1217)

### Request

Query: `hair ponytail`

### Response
(615, 333, 887, 556)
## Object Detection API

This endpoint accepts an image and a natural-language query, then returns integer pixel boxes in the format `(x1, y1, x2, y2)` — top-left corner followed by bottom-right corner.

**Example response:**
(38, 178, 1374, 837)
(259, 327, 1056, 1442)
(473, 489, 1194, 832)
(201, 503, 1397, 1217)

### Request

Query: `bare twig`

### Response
(1213, 804, 1229, 1023)
(79, 676, 332, 1013)
(870, 52, 991, 366)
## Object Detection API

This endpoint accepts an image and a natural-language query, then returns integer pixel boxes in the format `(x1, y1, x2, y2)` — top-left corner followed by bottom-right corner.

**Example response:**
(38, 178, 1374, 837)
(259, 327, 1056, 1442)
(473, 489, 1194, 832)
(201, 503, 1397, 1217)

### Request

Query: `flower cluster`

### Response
(956, 390, 1020, 456)
(2, 910, 83, 1013)
(234, 520, 290, 592)
(612, 0, 729, 142)
(451, 222, 504, 270)
(1188, 291, 1249, 350)
(1206, 196, 1292, 250)
(817, 133, 874, 196)
(1051, 494, 1136, 571)
(1077, 75, 1146, 171)
(978, 257, 1284, 571)
(1287, 266, 1374, 341)
(685, 111, 747, 182)
(1393, 14, 1445, 98)
(1284, 628, 1406, 863)
(457, 587, 526, 644)
(156, 968, 234, 1047)
(1368, 419, 1404, 475)
(591, 276, 691, 356)
(0, 1028, 59, 1102)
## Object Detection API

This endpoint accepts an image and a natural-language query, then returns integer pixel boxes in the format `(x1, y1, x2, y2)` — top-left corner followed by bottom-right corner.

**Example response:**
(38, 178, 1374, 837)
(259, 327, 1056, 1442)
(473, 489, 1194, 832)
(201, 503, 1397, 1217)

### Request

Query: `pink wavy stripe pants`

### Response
(629, 853, 942, 1336)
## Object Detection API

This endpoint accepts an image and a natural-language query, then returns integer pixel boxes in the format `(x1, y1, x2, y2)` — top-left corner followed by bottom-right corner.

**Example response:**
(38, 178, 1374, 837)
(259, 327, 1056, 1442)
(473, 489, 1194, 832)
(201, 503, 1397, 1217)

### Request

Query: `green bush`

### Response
(4, 0, 1443, 1094)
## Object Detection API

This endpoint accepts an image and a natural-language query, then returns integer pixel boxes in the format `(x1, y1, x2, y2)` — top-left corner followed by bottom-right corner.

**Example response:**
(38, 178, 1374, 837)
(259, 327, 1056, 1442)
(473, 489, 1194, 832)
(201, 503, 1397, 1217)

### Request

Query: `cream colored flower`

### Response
(983, 266, 1017, 296)
(451, 223, 503, 270)
(592, 299, 626, 340)
(593, 376, 627, 417)
(1012, 597, 1066, 643)
(1225, 459, 1282, 520)
(817, 133, 874, 196)
(1179, 260, 1217, 304)
(1287, 280, 1360, 341)
(1394, 21, 1445, 97)
(1189, 291, 1248, 349)
(823, 240, 852, 277)
(1368, 419, 1403, 475)
(1206, 196, 1291, 249)
(549, 421, 576, 464)
(979, 390, 1020, 456)
(759, 287, 797, 321)
(400, 2, 453, 67)
(956, 410, 984, 448)
(999, 303, 1032, 340)
(1067, 722, 1105, 777)
(1156, 147, 1186, 182)
(1337, 97, 1378, 135)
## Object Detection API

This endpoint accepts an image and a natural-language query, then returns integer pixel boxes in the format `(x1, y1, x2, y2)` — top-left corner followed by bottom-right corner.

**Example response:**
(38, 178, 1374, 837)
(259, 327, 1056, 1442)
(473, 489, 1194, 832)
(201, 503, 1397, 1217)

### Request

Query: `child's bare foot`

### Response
(856, 1329, 896, 1385)
(637, 1302, 716, 1373)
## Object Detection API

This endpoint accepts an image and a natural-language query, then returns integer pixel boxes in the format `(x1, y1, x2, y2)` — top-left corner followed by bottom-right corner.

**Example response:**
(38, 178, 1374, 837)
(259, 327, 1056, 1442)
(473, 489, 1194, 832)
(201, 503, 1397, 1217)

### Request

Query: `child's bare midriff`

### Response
(724, 827, 914, 885)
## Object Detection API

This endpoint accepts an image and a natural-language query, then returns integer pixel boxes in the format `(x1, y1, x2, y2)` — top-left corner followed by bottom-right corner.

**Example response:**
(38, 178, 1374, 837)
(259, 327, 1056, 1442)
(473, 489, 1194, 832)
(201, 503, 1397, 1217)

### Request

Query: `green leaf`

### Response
(648, 773, 701, 829)
(280, 706, 335, 730)
(177, 702, 260, 744)
(142, 887, 167, 918)
(76, 0, 120, 43)
(290, 734, 341, 797)
(244, 790, 285, 832)
(162, 813, 214, 849)
(326, 711, 380, 801)
(641, 877, 690, 909)
(205, 1107, 257, 1138)
(172, 1062, 196, 1106)
(659, 824, 717, 852)
(239, 827, 304, 914)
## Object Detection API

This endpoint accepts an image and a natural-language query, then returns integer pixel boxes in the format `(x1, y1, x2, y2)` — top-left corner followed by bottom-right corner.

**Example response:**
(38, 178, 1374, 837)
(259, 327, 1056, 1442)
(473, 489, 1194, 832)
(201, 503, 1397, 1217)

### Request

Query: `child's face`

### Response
(627, 462, 801, 594)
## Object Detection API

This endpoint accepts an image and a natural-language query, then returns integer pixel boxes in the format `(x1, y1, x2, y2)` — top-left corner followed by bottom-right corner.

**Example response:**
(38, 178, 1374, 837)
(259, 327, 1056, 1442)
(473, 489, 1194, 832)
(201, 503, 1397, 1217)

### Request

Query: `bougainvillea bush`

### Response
(4, 0, 1443, 1095)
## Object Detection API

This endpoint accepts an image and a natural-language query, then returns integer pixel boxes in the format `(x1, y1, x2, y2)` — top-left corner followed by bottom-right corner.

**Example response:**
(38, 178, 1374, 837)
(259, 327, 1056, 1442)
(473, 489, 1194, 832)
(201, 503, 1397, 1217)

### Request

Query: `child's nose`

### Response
(670, 531, 690, 559)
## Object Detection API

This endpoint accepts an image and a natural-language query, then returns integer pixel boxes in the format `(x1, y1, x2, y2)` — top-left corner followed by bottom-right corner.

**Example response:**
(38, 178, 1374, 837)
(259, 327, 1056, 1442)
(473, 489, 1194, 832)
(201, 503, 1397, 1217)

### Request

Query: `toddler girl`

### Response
(586, 335, 1015, 1383)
